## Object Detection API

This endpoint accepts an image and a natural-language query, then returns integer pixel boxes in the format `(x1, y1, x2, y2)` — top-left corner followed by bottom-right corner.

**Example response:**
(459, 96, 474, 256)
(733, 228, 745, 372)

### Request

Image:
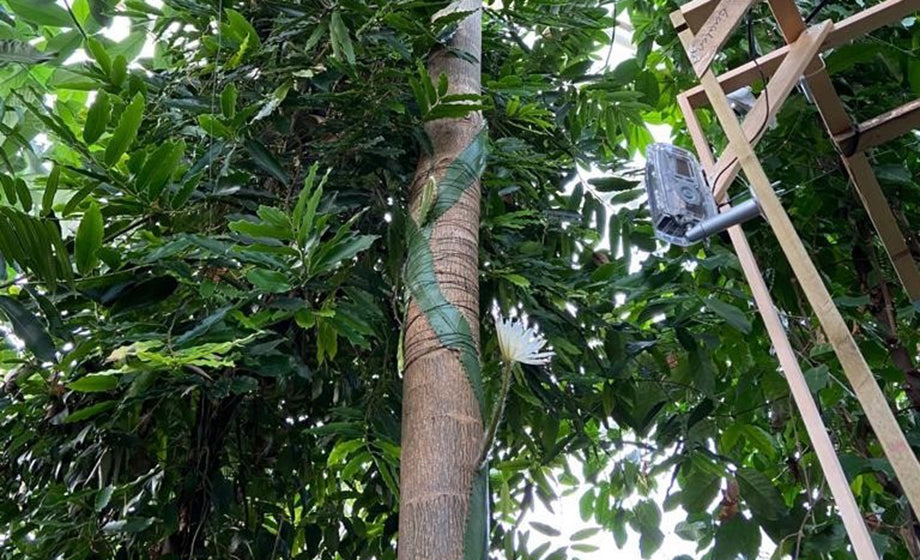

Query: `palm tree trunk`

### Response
(398, 2, 485, 559)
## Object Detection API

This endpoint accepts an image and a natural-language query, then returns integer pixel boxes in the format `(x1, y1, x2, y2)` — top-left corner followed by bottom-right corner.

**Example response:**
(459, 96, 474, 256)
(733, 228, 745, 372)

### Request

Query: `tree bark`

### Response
(399, 2, 484, 559)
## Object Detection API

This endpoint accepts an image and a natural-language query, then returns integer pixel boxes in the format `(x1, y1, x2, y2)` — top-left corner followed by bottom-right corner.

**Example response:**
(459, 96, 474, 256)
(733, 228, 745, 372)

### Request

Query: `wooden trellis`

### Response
(669, 0, 920, 558)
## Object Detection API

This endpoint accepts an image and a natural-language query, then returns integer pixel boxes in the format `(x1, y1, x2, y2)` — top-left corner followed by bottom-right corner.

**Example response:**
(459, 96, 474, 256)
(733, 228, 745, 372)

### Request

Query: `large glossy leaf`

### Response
(736, 468, 785, 521)
(83, 92, 111, 144)
(704, 298, 752, 333)
(244, 139, 290, 185)
(0, 40, 53, 64)
(64, 400, 117, 423)
(137, 140, 186, 199)
(7, 0, 72, 27)
(0, 295, 55, 362)
(75, 202, 103, 275)
(104, 93, 144, 166)
(329, 11, 356, 66)
(41, 164, 59, 216)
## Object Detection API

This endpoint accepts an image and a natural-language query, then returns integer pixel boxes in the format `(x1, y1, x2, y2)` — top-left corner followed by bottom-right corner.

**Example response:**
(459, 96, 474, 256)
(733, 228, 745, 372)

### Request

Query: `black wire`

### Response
(842, 123, 861, 157)
(805, 0, 832, 23)
(710, 12, 771, 198)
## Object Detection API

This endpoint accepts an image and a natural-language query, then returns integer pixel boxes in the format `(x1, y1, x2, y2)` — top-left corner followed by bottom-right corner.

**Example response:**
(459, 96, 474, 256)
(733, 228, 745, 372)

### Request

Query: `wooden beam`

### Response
(844, 153, 920, 299)
(799, 63, 853, 135)
(687, 0, 760, 77)
(835, 98, 920, 153)
(680, 0, 920, 108)
(708, 23, 831, 201)
(766, 0, 920, 301)
(677, 93, 717, 170)
(696, 20, 920, 523)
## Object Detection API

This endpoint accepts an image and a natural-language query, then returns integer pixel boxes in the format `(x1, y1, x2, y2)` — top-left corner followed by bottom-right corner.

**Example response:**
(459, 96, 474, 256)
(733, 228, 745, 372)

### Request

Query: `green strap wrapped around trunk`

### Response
(403, 126, 489, 560)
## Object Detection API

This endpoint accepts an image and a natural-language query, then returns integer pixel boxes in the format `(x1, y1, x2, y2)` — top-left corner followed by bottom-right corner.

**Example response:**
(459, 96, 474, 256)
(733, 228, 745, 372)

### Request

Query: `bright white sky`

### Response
(68, 3, 771, 559)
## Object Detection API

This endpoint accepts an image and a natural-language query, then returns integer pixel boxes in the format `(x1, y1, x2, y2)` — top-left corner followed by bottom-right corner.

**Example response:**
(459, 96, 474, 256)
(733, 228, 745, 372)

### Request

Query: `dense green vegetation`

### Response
(0, 0, 919, 559)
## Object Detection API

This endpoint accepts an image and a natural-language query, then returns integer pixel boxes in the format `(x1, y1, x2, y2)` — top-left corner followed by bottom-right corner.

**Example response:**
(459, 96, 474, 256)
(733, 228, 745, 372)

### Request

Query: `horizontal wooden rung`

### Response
(834, 98, 920, 154)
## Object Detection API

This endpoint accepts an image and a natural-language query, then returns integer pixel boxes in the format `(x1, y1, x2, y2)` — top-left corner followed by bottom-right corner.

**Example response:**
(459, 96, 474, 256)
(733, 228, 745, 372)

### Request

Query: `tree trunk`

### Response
(399, 2, 485, 559)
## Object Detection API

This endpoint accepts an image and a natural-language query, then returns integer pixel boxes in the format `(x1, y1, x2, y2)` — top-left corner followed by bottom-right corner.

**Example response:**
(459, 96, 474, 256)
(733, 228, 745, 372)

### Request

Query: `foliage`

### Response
(0, 0, 919, 559)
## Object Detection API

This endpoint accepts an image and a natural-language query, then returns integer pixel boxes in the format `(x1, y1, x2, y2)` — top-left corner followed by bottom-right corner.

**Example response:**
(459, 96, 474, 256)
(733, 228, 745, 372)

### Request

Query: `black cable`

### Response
(841, 123, 861, 157)
(747, 9, 757, 58)
(805, 0, 832, 23)
(709, 13, 771, 197)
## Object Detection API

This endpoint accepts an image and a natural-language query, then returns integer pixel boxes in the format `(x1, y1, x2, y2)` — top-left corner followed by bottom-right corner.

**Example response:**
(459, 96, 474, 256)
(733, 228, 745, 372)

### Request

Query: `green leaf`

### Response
(316, 318, 338, 363)
(75, 202, 103, 275)
(633, 500, 661, 531)
(94, 485, 114, 511)
(329, 11, 356, 66)
(680, 470, 720, 513)
(246, 268, 291, 293)
(310, 235, 378, 275)
(639, 528, 664, 559)
(589, 176, 638, 192)
(907, 60, 920, 96)
(220, 83, 238, 118)
(83, 91, 111, 144)
(804, 364, 829, 393)
(42, 164, 60, 216)
(138, 140, 185, 200)
(68, 373, 118, 392)
(0, 295, 56, 362)
(253, 82, 290, 122)
(570, 527, 600, 541)
(64, 400, 117, 423)
(578, 490, 594, 521)
(0, 175, 16, 204)
(328, 439, 364, 465)
(704, 298, 752, 333)
(102, 517, 154, 534)
(174, 306, 232, 346)
(104, 93, 145, 166)
(0, 40, 53, 64)
(736, 468, 785, 521)
(244, 139, 290, 184)
(197, 114, 234, 138)
(876, 164, 911, 185)
(86, 38, 112, 75)
(225, 9, 261, 49)
(741, 424, 777, 460)
(294, 164, 325, 240)
(711, 516, 761, 560)
(107, 276, 178, 312)
(229, 219, 291, 240)
(7, 0, 72, 27)
(15, 179, 32, 212)
(110, 55, 127, 87)
(530, 521, 561, 537)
